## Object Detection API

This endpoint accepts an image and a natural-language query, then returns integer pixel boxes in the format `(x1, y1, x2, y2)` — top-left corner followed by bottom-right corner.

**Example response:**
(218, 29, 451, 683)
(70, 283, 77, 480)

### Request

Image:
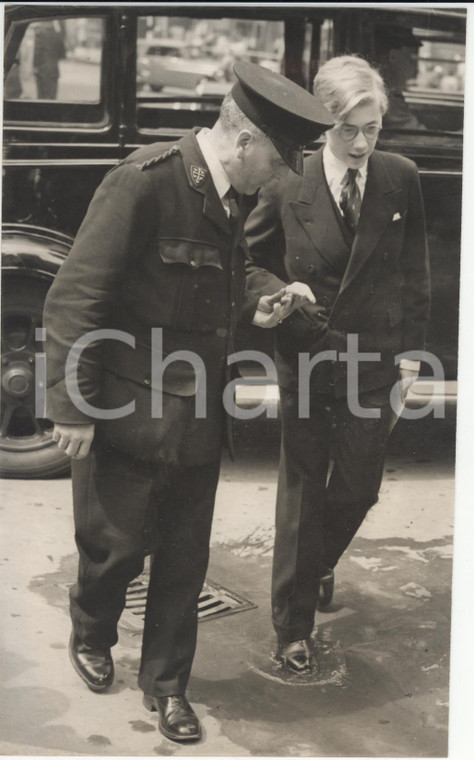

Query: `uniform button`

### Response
(144, 378, 151, 385)
(231, 301, 236, 307)
(216, 328, 228, 338)
(190, 259, 197, 268)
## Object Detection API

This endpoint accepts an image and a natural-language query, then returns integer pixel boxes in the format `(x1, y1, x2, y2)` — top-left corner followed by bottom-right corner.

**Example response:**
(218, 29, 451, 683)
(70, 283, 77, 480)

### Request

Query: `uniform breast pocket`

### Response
(158, 238, 226, 332)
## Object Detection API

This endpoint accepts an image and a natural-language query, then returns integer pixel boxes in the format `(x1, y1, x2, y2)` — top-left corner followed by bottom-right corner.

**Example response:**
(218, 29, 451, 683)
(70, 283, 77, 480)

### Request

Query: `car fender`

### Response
(2, 223, 72, 281)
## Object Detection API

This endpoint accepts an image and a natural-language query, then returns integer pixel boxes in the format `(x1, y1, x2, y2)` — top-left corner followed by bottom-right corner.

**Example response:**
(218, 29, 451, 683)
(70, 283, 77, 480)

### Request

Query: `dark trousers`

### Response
(272, 386, 393, 643)
(35, 71, 58, 99)
(69, 443, 220, 697)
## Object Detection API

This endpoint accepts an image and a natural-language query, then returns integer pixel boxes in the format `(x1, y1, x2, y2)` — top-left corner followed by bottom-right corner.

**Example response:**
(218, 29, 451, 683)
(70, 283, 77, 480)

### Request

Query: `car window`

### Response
(374, 21, 464, 133)
(305, 9, 465, 135)
(339, 11, 465, 134)
(135, 14, 287, 132)
(412, 32, 465, 95)
(4, 17, 104, 104)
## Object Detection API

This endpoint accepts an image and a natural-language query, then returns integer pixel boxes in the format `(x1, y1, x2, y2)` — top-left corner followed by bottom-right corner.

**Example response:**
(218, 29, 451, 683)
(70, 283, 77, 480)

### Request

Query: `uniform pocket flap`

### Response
(387, 303, 403, 327)
(159, 239, 223, 270)
(103, 341, 197, 396)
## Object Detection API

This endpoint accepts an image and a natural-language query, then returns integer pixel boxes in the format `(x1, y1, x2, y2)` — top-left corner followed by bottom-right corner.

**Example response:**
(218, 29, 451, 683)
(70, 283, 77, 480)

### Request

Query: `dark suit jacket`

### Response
(245, 147, 431, 397)
(44, 131, 259, 465)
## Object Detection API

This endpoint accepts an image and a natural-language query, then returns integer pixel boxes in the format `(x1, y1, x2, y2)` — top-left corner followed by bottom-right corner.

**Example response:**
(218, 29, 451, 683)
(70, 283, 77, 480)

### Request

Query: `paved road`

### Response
(1, 413, 469, 756)
(57, 59, 101, 102)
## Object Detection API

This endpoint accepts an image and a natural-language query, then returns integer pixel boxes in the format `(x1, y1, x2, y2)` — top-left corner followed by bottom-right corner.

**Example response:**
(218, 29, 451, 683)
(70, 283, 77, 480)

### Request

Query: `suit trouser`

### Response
(69, 443, 220, 697)
(272, 386, 393, 643)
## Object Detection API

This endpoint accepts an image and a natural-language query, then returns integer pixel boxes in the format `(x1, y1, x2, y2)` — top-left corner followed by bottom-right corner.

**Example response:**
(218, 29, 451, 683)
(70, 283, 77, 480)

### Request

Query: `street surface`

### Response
(0, 413, 462, 756)
(57, 60, 101, 103)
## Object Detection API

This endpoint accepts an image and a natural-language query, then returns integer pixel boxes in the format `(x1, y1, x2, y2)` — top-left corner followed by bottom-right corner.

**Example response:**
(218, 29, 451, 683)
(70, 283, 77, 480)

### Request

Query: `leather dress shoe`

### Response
(69, 633, 114, 692)
(143, 694, 201, 742)
(319, 568, 335, 607)
(276, 638, 314, 673)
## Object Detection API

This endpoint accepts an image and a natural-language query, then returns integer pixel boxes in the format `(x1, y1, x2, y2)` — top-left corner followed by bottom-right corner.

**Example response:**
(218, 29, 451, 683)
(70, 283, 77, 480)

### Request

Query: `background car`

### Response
(137, 38, 226, 93)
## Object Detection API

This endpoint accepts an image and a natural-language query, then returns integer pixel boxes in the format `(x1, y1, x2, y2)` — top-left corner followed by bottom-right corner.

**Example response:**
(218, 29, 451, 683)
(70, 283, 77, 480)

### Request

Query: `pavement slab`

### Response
(0, 417, 457, 756)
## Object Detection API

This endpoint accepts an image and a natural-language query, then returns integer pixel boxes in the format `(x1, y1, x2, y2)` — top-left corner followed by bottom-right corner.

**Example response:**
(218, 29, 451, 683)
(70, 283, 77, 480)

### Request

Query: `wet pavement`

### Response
(0, 415, 461, 756)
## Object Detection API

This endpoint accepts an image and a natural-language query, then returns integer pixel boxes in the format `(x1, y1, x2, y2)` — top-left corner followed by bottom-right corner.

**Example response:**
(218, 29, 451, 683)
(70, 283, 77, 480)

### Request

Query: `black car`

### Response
(1, 4, 465, 477)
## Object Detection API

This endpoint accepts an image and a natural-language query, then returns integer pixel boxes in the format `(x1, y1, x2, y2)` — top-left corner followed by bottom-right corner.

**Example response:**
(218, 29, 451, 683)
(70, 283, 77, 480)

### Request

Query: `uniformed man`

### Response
(43, 63, 333, 742)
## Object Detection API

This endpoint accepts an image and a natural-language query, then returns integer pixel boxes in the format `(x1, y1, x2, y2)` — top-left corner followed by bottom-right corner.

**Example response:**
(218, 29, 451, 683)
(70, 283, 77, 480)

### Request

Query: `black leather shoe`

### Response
(276, 638, 314, 673)
(319, 568, 335, 607)
(143, 694, 201, 742)
(69, 633, 114, 692)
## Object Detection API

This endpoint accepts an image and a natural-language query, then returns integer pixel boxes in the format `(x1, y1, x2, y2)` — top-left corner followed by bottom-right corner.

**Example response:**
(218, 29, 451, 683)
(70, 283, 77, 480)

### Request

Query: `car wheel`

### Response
(1, 275, 70, 478)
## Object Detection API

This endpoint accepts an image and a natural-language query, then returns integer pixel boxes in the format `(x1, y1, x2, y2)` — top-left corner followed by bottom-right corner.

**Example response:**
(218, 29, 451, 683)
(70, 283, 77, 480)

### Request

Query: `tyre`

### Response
(1, 274, 70, 478)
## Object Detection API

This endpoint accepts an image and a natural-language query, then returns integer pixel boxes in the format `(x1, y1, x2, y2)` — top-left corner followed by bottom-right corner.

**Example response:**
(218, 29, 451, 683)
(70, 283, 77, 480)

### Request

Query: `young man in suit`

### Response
(43, 62, 333, 741)
(245, 55, 430, 674)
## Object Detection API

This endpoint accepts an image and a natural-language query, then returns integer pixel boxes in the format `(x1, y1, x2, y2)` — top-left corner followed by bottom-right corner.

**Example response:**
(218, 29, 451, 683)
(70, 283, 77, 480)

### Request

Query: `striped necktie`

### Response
(339, 168, 361, 233)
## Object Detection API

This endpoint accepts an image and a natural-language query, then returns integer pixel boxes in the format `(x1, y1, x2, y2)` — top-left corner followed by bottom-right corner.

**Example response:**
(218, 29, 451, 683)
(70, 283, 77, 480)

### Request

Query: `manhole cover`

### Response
(121, 574, 256, 632)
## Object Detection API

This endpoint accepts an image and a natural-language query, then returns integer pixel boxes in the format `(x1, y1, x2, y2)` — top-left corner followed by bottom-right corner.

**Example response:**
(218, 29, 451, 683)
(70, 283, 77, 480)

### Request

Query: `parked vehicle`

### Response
(2, 5, 465, 477)
(137, 38, 226, 93)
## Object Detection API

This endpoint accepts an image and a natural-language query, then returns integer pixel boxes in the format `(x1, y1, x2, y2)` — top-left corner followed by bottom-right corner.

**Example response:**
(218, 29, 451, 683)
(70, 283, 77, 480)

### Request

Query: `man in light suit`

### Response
(245, 55, 430, 674)
(44, 62, 333, 741)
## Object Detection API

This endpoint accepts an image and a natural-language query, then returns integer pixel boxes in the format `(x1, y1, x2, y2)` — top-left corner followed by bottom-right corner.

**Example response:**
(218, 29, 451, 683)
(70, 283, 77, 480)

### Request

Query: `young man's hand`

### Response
(283, 281, 316, 310)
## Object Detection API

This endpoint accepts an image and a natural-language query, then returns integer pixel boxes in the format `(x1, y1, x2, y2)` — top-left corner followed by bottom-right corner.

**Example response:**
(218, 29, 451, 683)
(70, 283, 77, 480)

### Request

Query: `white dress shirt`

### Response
(196, 128, 233, 216)
(322, 143, 368, 208)
(322, 145, 419, 374)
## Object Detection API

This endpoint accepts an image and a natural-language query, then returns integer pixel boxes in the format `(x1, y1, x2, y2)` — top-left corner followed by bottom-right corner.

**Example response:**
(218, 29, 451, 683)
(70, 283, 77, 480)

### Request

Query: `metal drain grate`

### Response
(120, 575, 256, 632)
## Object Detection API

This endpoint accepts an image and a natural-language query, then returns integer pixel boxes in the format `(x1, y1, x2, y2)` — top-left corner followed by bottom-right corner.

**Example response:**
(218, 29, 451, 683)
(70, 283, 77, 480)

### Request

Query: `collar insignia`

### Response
(190, 165, 208, 187)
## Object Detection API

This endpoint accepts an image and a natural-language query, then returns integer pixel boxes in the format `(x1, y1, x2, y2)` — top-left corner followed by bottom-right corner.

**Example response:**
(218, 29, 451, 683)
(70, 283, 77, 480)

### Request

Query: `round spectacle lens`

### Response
(337, 124, 382, 142)
(363, 125, 382, 139)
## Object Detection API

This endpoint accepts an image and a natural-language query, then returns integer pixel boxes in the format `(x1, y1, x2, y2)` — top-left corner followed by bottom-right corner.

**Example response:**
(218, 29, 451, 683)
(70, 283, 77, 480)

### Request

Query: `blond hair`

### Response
(313, 55, 388, 121)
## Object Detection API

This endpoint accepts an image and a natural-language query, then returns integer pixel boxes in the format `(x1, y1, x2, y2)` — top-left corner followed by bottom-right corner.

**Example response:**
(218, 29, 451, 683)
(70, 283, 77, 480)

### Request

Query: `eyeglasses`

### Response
(334, 123, 382, 142)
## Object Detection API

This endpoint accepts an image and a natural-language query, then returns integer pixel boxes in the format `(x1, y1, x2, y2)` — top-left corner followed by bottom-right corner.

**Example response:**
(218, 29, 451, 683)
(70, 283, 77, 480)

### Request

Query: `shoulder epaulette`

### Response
(137, 144, 180, 171)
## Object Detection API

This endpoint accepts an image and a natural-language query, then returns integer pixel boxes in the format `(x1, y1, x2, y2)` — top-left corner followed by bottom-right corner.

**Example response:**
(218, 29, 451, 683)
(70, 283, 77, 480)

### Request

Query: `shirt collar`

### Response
(196, 127, 231, 201)
(323, 143, 368, 185)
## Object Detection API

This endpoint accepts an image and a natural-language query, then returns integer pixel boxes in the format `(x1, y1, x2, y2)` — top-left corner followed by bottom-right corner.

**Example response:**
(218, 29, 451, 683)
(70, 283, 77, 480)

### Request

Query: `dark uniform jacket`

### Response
(44, 131, 259, 465)
(245, 147, 431, 397)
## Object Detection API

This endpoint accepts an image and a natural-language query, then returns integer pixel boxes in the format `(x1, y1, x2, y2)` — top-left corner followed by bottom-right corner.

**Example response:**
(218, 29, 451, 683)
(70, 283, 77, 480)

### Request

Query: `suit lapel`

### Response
(338, 151, 400, 294)
(289, 150, 351, 274)
(179, 131, 231, 237)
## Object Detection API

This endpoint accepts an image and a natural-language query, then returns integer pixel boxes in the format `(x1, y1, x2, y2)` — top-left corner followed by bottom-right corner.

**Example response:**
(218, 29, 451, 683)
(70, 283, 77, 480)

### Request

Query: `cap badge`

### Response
(191, 165, 208, 186)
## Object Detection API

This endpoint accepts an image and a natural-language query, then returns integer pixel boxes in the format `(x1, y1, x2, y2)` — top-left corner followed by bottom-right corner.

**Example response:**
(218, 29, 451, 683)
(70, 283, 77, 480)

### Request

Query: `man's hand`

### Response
(389, 367, 419, 434)
(52, 422, 95, 459)
(252, 289, 295, 328)
(399, 367, 419, 402)
(283, 281, 316, 311)
(252, 284, 316, 329)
